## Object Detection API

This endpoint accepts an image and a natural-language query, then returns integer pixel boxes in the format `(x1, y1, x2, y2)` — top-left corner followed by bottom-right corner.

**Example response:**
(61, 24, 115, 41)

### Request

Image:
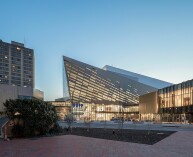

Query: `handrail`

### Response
(0, 117, 9, 139)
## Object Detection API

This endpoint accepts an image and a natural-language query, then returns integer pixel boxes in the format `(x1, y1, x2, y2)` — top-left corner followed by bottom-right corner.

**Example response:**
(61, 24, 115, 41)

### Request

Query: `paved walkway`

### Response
(0, 131, 193, 157)
(59, 121, 193, 132)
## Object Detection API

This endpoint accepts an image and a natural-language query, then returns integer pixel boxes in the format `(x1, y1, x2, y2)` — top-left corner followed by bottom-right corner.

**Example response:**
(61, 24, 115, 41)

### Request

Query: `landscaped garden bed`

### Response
(63, 127, 175, 145)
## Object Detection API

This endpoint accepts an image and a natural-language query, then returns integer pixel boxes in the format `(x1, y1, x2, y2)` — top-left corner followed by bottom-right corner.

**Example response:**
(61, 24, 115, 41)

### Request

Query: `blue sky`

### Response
(0, 0, 193, 100)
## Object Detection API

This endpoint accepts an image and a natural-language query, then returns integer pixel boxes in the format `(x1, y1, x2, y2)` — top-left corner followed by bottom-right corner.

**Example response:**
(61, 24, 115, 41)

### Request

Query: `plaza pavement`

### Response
(0, 131, 193, 157)
(59, 121, 193, 132)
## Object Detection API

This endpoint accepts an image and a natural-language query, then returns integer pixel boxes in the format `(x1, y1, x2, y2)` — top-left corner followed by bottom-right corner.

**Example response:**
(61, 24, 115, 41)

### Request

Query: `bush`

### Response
(49, 123, 63, 134)
(4, 99, 58, 137)
(12, 124, 24, 138)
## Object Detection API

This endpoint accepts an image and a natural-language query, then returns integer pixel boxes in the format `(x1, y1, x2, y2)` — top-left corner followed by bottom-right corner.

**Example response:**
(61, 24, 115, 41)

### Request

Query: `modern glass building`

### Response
(103, 65, 172, 89)
(63, 56, 159, 121)
(158, 79, 193, 122)
(139, 79, 193, 123)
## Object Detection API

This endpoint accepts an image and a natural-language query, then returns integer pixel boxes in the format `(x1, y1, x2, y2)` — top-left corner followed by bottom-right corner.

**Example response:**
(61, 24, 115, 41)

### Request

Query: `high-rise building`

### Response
(0, 40, 34, 88)
(0, 40, 43, 114)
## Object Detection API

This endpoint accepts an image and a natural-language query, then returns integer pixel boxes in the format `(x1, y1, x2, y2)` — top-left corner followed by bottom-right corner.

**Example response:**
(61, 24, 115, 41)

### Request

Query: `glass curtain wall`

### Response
(158, 80, 193, 122)
(63, 56, 156, 121)
(63, 60, 70, 98)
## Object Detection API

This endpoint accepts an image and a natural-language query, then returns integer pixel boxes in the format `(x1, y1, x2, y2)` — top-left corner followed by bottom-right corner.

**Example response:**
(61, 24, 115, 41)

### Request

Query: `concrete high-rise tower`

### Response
(0, 40, 34, 88)
(0, 40, 43, 114)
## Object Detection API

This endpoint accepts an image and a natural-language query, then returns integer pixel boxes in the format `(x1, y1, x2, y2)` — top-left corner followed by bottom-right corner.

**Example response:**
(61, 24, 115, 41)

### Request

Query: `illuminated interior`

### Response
(62, 56, 157, 121)
(158, 80, 193, 122)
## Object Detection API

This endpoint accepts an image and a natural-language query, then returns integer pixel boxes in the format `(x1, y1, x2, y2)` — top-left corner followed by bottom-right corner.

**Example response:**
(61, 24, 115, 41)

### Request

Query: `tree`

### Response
(4, 99, 58, 137)
(64, 113, 75, 131)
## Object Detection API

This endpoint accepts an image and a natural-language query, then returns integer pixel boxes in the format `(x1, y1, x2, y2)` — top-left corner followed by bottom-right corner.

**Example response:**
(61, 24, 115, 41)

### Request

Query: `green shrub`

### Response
(4, 99, 58, 137)
(12, 124, 24, 138)
(49, 123, 63, 134)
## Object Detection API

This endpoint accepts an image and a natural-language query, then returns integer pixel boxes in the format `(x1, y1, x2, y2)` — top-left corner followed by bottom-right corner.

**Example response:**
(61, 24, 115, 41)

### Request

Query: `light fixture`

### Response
(16, 47, 21, 51)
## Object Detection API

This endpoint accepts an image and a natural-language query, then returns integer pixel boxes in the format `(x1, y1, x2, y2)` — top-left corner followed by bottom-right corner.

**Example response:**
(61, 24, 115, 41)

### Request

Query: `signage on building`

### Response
(72, 104, 83, 108)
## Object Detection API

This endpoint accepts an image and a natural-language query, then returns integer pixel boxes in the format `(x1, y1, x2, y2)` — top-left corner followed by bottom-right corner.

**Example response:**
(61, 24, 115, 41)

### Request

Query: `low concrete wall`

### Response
(0, 84, 33, 112)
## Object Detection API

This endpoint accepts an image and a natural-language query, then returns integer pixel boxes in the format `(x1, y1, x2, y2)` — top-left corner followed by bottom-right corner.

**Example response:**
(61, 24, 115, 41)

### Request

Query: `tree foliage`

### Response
(4, 99, 58, 137)
(64, 113, 75, 128)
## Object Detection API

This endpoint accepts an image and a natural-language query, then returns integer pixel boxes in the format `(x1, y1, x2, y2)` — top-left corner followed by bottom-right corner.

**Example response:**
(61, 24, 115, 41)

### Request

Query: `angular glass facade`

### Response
(63, 60, 70, 98)
(63, 56, 157, 121)
(158, 79, 193, 122)
(103, 65, 172, 89)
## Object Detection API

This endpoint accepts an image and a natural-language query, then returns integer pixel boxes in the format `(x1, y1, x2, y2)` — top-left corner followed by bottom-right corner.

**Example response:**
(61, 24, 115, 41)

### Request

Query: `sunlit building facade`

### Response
(63, 56, 158, 121)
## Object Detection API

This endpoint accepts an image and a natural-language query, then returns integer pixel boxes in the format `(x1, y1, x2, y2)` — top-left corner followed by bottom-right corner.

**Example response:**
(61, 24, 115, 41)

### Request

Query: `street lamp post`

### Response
(118, 84, 121, 119)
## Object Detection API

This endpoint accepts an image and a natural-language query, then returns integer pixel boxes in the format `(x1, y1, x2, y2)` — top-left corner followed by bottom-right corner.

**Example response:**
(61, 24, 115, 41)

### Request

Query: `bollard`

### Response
(4, 126, 8, 141)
